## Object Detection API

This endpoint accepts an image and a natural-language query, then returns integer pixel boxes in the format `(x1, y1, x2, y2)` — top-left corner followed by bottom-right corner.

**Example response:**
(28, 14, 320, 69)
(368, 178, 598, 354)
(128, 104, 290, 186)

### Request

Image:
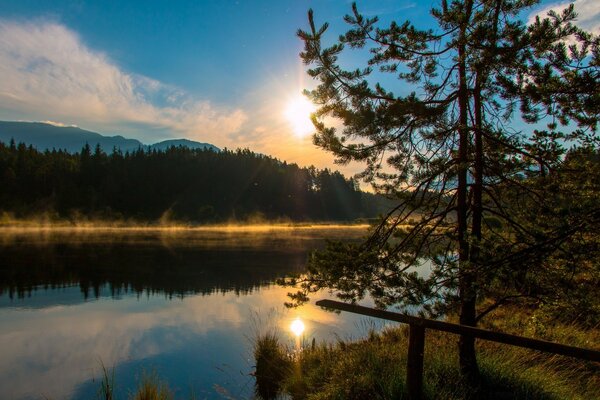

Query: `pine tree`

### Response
(285, 0, 599, 381)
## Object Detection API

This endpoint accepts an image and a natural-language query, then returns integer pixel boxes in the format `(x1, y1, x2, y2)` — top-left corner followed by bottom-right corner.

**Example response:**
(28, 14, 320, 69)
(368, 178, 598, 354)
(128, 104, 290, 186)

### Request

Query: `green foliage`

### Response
(284, 0, 599, 381)
(284, 0, 600, 328)
(0, 142, 390, 222)
(480, 147, 600, 327)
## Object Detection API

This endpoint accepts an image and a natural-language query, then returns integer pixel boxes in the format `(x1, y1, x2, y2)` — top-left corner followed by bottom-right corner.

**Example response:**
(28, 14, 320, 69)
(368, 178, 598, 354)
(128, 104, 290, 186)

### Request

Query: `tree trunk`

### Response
(457, 0, 479, 384)
(462, 77, 485, 386)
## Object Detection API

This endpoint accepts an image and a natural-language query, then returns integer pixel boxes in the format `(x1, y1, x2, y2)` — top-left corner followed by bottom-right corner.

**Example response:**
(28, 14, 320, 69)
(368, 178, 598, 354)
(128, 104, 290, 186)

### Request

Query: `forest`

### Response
(0, 140, 390, 222)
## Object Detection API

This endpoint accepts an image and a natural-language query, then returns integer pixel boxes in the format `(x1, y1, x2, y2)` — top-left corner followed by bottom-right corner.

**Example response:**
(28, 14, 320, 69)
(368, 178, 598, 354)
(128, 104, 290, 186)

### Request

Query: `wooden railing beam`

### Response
(315, 299, 600, 362)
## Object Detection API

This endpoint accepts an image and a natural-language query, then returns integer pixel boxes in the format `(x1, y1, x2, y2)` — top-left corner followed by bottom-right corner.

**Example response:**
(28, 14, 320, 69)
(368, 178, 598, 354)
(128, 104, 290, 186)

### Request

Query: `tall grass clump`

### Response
(92, 363, 176, 400)
(254, 331, 293, 399)
(131, 371, 173, 400)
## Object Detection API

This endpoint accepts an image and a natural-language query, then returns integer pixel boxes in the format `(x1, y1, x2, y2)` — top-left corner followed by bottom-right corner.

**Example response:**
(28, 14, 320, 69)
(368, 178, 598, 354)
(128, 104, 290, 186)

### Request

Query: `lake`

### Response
(0, 225, 383, 400)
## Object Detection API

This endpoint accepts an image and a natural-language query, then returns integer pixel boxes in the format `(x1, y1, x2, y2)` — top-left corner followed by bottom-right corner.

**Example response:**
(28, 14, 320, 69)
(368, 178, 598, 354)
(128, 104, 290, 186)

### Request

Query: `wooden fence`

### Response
(315, 299, 600, 400)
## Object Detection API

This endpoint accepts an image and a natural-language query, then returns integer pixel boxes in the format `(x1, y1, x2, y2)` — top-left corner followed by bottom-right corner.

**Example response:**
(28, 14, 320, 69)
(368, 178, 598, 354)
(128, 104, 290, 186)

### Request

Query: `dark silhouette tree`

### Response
(284, 0, 599, 382)
(0, 140, 388, 222)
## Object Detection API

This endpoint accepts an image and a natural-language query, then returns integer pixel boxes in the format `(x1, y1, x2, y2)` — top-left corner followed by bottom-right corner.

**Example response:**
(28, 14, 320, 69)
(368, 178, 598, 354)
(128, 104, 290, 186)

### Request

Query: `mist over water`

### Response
(0, 226, 381, 400)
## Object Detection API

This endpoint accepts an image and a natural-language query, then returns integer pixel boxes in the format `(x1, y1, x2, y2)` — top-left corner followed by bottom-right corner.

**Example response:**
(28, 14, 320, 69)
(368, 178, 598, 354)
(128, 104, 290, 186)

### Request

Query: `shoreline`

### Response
(0, 221, 371, 233)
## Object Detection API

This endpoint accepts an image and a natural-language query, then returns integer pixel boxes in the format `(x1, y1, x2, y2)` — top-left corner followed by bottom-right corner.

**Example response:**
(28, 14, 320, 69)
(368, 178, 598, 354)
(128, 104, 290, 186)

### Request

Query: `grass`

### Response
(98, 361, 115, 400)
(254, 332, 293, 400)
(253, 307, 600, 400)
(94, 366, 174, 400)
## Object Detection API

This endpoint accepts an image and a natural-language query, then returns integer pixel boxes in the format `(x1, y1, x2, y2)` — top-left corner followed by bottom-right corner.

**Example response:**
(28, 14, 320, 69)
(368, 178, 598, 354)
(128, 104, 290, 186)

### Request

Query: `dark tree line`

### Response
(0, 140, 390, 222)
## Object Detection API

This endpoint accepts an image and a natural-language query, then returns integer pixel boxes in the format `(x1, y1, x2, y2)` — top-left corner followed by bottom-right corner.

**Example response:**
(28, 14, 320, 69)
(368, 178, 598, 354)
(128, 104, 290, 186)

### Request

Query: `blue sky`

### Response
(0, 0, 598, 175)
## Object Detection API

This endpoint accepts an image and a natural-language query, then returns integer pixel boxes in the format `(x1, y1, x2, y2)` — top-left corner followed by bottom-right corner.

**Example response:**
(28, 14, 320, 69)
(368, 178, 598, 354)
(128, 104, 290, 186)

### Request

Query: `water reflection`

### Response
(0, 226, 374, 400)
(290, 318, 305, 337)
(0, 226, 365, 301)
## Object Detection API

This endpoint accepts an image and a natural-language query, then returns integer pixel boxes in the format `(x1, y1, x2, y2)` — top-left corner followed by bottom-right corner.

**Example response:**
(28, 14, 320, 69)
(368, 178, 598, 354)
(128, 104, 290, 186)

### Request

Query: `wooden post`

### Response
(407, 324, 425, 400)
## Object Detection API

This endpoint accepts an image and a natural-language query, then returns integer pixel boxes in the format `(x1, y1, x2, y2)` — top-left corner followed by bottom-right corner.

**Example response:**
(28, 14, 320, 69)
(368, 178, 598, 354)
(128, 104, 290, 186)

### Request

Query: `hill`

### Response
(149, 138, 218, 152)
(0, 121, 219, 153)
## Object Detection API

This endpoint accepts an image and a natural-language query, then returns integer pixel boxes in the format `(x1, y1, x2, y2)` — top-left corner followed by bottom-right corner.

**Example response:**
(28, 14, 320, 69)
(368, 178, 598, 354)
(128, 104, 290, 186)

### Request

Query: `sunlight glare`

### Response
(284, 95, 316, 138)
(290, 318, 305, 337)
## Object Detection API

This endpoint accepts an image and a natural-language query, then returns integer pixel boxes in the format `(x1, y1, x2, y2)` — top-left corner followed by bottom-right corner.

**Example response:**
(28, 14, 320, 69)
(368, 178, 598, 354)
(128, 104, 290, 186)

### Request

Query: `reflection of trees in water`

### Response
(0, 240, 311, 300)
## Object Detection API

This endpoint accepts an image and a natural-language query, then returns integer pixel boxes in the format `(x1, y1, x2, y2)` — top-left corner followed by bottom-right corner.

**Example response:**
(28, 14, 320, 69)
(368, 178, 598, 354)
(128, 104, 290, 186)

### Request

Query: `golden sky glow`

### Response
(1, 2, 598, 185)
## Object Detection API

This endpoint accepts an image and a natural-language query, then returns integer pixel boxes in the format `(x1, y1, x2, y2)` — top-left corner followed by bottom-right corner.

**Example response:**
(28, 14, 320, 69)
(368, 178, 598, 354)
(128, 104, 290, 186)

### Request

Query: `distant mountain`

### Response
(0, 121, 142, 153)
(149, 138, 219, 152)
(0, 121, 219, 153)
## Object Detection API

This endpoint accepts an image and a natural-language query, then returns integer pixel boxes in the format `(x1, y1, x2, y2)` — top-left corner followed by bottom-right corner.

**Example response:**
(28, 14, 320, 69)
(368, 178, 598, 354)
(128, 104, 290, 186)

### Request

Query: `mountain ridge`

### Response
(0, 121, 220, 153)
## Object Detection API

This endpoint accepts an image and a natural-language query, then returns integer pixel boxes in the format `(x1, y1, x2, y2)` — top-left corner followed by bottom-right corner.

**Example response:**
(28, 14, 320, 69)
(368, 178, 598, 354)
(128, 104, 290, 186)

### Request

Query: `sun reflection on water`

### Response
(290, 318, 305, 337)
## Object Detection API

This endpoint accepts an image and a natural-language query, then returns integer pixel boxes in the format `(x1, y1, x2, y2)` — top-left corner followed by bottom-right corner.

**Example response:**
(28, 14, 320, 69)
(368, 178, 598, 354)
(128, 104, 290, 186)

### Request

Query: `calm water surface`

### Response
(0, 226, 382, 400)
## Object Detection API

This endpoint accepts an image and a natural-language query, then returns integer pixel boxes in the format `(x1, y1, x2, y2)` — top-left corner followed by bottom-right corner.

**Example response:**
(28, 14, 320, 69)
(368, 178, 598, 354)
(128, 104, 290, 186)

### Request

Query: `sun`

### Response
(284, 95, 316, 138)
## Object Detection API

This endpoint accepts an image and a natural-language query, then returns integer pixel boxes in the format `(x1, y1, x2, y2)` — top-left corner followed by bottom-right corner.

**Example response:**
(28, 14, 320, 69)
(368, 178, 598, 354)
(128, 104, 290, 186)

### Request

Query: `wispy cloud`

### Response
(39, 120, 78, 128)
(0, 20, 247, 143)
(0, 19, 361, 178)
(359, 2, 417, 17)
(528, 0, 600, 35)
